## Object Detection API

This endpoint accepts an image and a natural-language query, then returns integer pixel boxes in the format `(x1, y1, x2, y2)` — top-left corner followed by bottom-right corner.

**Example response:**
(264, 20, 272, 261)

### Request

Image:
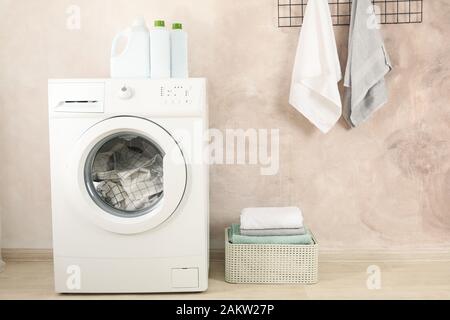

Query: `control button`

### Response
(118, 86, 133, 100)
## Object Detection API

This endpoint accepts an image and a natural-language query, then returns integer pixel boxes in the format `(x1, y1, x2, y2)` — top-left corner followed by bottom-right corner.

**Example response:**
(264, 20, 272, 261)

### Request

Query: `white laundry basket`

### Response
(225, 229, 318, 284)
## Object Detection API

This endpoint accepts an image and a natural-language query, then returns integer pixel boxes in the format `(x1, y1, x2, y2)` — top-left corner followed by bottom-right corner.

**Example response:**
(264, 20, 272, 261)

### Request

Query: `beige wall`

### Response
(0, 0, 449, 250)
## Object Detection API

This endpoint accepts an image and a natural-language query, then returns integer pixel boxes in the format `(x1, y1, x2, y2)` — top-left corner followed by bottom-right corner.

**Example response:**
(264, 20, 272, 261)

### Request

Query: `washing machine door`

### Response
(69, 116, 187, 234)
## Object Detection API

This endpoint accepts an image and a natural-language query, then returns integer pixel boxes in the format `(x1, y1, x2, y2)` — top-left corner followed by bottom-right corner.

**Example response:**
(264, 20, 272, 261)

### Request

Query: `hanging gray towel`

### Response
(344, 0, 393, 127)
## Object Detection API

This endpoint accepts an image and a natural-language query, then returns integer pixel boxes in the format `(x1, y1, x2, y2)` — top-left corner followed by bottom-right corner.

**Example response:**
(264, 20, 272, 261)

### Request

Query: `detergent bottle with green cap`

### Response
(150, 20, 171, 79)
(171, 22, 189, 78)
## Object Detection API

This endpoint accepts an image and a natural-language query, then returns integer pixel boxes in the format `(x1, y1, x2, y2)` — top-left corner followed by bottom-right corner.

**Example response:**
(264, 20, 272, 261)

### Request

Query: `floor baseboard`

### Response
(3, 248, 450, 262)
(2, 249, 53, 262)
(319, 249, 450, 262)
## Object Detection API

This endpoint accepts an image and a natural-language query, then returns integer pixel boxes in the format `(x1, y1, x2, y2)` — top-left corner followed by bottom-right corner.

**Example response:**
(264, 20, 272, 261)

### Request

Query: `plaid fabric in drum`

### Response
(117, 156, 164, 210)
(92, 136, 164, 212)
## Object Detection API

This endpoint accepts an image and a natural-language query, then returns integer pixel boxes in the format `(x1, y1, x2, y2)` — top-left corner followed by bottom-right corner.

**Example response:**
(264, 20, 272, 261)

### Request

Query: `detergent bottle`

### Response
(150, 20, 171, 79)
(171, 23, 189, 78)
(111, 17, 150, 78)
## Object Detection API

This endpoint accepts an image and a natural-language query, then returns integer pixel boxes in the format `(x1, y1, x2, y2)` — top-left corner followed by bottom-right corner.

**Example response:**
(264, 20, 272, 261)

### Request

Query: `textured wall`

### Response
(0, 0, 448, 250)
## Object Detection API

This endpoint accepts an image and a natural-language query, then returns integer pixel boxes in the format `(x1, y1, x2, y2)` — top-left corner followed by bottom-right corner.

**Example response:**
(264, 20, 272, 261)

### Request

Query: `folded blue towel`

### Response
(228, 224, 313, 245)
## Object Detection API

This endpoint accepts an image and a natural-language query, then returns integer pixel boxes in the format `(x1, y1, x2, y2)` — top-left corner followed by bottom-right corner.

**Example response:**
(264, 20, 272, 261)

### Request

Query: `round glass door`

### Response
(84, 132, 165, 218)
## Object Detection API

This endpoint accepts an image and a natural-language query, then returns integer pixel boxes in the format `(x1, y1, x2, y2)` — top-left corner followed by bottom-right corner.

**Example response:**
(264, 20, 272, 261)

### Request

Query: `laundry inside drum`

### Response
(85, 133, 165, 217)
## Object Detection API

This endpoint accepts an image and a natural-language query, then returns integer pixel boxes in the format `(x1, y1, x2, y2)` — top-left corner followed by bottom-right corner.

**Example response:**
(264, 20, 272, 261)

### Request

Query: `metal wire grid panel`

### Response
(278, 0, 423, 27)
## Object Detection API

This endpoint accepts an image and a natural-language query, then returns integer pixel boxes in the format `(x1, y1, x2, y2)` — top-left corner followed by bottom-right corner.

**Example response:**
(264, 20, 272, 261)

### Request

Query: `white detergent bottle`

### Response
(150, 20, 171, 79)
(170, 23, 189, 78)
(110, 17, 150, 78)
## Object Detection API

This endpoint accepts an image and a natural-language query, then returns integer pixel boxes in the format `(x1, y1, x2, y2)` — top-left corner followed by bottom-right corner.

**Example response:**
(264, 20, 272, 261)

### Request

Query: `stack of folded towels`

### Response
(229, 207, 313, 245)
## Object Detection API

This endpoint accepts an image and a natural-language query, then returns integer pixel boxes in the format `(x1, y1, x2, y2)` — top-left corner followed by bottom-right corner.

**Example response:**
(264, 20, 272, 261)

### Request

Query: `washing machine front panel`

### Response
(69, 116, 187, 234)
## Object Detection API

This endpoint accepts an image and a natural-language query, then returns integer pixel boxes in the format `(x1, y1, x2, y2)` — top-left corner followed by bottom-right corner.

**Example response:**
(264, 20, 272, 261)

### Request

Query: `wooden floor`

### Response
(1, 255, 450, 300)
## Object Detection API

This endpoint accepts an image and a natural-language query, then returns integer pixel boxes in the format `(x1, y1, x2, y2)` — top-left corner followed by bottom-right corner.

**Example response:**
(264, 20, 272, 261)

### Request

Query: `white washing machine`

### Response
(48, 79, 209, 293)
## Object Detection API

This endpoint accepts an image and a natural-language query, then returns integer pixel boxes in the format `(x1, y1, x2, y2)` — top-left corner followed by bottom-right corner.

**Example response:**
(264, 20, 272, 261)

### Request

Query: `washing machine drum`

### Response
(69, 117, 187, 234)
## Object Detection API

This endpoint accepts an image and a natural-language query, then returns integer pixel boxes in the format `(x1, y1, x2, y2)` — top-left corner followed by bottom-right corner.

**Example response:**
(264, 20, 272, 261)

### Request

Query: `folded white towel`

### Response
(289, 0, 342, 134)
(240, 207, 304, 230)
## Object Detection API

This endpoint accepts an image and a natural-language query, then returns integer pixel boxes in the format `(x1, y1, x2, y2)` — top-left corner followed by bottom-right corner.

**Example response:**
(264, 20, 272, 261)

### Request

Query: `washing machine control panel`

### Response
(106, 79, 205, 116)
(160, 84, 193, 105)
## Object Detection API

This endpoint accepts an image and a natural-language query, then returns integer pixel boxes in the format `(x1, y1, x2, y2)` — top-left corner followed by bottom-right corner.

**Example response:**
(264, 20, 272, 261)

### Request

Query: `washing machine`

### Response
(48, 78, 209, 293)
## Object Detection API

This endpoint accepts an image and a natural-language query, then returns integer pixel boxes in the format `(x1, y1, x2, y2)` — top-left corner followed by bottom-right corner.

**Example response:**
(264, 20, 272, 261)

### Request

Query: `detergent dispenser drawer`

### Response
(49, 82, 105, 113)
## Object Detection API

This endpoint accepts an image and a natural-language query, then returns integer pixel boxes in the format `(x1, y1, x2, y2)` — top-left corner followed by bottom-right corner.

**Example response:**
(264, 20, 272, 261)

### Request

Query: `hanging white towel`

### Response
(289, 0, 342, 134)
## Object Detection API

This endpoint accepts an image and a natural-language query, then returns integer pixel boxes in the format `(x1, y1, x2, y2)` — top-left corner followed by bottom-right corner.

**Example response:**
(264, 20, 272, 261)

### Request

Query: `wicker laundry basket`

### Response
(225, 229, 319, 284)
